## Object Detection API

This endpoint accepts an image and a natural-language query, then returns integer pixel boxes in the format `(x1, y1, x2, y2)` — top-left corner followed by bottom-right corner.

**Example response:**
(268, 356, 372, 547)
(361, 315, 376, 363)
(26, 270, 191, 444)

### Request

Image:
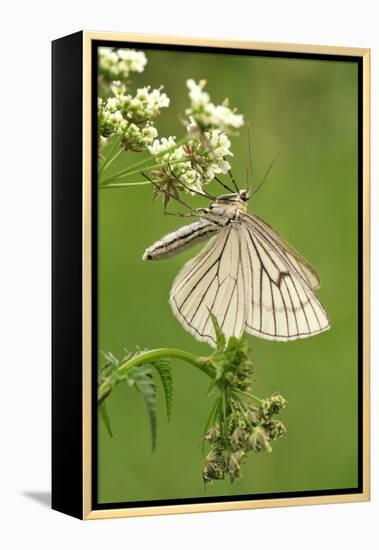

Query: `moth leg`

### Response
(167, 163, 216, 201)
(141, 171, 198, 214)
(163, 210, 202, 218)
(195, 207, 210, 215)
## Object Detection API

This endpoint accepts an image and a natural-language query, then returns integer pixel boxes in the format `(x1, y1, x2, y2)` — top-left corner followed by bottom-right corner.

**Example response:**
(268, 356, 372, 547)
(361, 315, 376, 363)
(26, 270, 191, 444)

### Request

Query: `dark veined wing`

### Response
(169, 224, 247, 347)
(245, 212, 321, 289)
(169, 213, 330, 347)
(241, 212, 330, 341)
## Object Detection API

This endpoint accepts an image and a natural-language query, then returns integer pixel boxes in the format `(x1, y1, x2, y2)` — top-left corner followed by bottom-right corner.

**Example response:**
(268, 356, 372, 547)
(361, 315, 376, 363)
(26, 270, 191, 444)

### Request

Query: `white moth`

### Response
(143, 189, 330, 347)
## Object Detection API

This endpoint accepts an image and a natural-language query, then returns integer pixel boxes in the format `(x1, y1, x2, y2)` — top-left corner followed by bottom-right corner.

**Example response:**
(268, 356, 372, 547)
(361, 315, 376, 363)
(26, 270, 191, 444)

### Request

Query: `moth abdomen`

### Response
(143, 219, 220, 261)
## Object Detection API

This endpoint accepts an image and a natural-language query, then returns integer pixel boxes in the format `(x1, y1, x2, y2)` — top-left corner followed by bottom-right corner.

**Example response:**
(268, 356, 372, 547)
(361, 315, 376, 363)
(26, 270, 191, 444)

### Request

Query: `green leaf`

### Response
(99, 401, 113, 437)
(208, 309, 226, 352)
(152, 359, 174, 421)
(129, 365, 157, 451)
(209, 352, 228, 382)
(101, 351, 119, 368)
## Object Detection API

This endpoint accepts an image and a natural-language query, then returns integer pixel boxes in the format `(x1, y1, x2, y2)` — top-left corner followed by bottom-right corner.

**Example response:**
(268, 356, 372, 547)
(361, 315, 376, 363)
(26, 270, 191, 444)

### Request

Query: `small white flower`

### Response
(106, 97, 119, 112)
(136, 86, 150, 101)
(212, 159, 231, 174)
(129, 97, 141, 109)
(99, 82, 170, 152)
(186, 79, 244, 134)
(133, 86, 171, 118)
(142, 125, 158, 140)
(147, 136, 177, 156)
(171, 145, 186, 162)
(186, 79, 210, 109)
(117, 49, 147, 73)
(113, 110, 124, 123)
(99, 48, 148, 82)
(204, 129, 233, 159)
(210, 104, 244, 130)
(157, 91, 170, 108)
(186, 117, 201, 138)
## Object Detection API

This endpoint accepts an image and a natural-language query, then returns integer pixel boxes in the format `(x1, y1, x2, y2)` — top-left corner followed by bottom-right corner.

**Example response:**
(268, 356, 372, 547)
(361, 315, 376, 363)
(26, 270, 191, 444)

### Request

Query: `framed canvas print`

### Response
(52, 31, 370, 520)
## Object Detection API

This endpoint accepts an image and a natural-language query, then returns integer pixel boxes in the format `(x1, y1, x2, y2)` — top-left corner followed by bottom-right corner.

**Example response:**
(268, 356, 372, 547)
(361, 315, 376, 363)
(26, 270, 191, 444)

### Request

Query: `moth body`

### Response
(143, 191, 248, 261)
(143, 189, 330, 346)
(143, 218, 220, 260)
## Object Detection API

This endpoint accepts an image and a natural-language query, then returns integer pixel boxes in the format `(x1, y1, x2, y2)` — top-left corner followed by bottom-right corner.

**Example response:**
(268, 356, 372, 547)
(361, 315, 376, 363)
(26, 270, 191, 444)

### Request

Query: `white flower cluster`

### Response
(148, 128, 233, 194)
(98, 83, 169, 151)
(122, 85, 170, 119)
(99, 47, 147, 82)
(147, 136, 177, 156)
(186, 79, 244, 134)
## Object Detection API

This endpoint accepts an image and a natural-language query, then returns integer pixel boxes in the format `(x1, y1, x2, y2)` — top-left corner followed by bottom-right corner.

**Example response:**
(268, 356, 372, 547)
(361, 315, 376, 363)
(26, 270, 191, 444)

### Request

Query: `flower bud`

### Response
(248, 426, 272, 453)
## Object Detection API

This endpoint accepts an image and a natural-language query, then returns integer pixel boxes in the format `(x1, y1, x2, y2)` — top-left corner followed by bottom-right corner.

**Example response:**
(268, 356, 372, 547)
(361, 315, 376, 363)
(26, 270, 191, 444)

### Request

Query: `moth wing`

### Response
(241, 214, 330, 341)
(170, 225, 248, 347)
(170, 213, 330, 346)
(246, 212, 321, 289)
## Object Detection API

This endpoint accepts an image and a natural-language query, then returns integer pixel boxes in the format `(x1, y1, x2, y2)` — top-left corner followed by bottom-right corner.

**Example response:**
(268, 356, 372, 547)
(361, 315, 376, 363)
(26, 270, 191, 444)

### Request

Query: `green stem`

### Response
(115, 136, 187, 178)
(98, 348, 214, 403)
(221, 387, 228, 444)
(99, 153, 152, 185)
(100, 155, 193, 186)
(202, 396, 221, 439)
(103, 146, 124, 174)
(114, 152, 156, 173)
(99, 181, 151, 189)
(99, 139, 123, 177)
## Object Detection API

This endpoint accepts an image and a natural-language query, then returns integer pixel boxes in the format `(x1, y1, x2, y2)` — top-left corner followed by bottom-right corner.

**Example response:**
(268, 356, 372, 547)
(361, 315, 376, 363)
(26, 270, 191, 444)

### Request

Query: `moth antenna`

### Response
(228, 169, 240, 193)
(233, 156, 250, 188)
(214, 176, 234, 194)
(167, 163, 217, 201)
(247, 123, 253, 188)
(250, 152, 281, 198)
(141, 171, 197, 213)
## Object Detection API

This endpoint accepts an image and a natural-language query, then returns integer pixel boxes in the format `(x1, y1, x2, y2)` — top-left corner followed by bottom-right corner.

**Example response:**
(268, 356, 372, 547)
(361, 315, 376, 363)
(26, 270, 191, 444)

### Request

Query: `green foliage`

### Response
(207, 311, 254, 391)
(127, 365, 157, 451)
(152, 359, 174, 421)
(202, 312, 287, 484)
(202, 393, 287, 484)
(98, 401, 113, 438)
(96, 213, 287, 479)
(97, 313, 287, 483)
(98, 348, 174, 451)
(208, 309, 226, 353)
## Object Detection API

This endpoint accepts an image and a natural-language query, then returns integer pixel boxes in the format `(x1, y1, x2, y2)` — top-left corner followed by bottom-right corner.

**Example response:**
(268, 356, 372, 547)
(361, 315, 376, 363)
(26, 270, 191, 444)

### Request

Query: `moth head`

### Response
(239, 189, 250, 202)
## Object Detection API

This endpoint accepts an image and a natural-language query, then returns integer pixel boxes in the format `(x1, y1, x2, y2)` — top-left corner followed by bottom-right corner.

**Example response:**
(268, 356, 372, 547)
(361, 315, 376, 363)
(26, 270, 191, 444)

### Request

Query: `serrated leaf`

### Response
(208, 309, 226, 352)
(99, 401, 113, 437)
(100, 351, 119, 367)
(152, 359, 174, 421)
(129, 366, 157, 451)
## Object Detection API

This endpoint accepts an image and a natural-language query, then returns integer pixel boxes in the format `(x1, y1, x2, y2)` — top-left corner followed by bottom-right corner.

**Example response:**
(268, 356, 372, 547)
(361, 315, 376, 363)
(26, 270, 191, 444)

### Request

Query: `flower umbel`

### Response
(99, 47, 147, 84)
(186, 79, 244, 134)
(146, 128, 233, 201)
(98, 82, 169, 152)
(141, 78, 243, 204)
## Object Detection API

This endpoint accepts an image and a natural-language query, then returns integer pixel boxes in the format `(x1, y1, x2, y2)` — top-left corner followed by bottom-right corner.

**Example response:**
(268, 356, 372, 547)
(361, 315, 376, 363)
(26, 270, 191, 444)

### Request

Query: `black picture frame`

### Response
(52, 31, 370, 520)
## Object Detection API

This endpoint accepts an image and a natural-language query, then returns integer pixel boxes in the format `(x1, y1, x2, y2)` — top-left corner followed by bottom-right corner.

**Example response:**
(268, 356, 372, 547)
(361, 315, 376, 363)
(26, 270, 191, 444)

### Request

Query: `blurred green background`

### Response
(97, 47, 358, 504)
